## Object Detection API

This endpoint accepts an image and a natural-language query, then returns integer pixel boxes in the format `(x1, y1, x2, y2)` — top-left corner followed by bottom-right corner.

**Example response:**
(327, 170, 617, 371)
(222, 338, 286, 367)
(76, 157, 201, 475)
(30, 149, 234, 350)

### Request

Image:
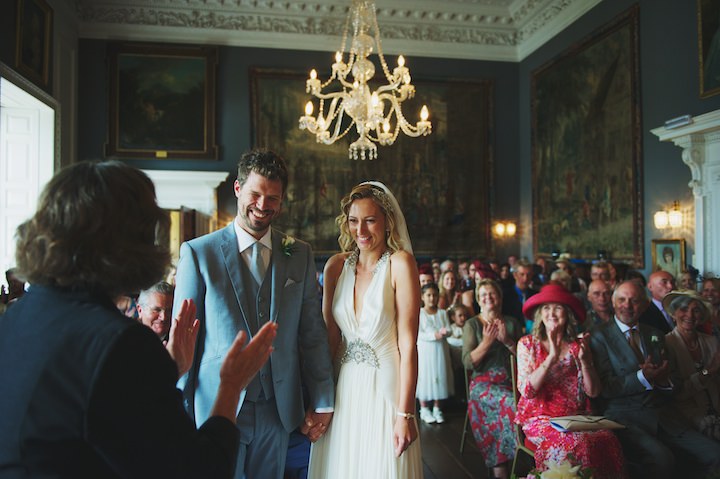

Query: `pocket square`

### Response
(284, 278, 298, 287)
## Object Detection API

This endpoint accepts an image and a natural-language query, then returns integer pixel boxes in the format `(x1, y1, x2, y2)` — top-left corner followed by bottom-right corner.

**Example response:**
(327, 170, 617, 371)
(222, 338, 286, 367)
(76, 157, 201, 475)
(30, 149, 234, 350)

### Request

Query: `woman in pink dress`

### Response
(515, 284, 625, 479)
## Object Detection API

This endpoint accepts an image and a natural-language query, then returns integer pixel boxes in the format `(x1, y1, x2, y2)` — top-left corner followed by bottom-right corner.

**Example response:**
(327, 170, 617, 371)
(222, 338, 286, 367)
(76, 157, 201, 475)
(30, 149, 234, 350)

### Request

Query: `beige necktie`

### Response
(627, 328, 644, 363)
(249, 242, 266, 285)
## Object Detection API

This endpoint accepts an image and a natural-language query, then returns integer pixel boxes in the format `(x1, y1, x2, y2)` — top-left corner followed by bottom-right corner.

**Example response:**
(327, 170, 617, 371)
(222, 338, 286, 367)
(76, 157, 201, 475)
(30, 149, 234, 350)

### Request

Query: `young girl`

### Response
(446, 304, 468, 401)
(416, 283, 453, 424)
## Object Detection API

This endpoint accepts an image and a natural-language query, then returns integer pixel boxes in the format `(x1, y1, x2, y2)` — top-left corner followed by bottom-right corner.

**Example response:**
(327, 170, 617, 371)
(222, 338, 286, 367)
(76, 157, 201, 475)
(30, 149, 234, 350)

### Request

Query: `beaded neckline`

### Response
(346, 249, 390, 275)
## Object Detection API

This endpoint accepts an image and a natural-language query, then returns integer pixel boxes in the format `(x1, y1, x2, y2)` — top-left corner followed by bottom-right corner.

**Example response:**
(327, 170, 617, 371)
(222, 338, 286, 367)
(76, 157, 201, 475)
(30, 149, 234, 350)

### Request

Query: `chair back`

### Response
(509, 352, 536, 478)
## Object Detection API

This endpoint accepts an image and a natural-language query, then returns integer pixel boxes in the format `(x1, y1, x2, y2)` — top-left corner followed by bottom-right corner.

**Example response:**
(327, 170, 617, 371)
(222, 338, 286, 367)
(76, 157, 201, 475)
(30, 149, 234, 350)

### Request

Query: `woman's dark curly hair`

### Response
(14, 161, 170, 298)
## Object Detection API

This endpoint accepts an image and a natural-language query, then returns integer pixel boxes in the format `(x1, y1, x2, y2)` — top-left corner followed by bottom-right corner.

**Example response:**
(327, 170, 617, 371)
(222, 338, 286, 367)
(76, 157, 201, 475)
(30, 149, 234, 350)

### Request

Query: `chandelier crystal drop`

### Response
(298, 0, 432, 160)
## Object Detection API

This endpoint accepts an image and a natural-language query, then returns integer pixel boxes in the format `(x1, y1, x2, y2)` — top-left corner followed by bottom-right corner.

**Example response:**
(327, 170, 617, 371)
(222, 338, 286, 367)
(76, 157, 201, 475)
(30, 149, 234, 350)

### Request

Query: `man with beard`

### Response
(174, 149, 335, 479)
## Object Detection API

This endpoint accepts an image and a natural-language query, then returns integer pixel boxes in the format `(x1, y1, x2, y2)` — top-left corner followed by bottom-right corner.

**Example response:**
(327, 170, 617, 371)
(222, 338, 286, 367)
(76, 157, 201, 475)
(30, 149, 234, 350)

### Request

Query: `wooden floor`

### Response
(419, 399, 488, 479)
(418, 399, 534, 479)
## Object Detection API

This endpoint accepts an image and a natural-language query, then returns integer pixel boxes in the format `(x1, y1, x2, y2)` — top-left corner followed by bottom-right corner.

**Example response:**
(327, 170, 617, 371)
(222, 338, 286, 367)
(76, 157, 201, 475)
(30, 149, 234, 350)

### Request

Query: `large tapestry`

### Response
(531, 6, 642, 265)
(251, 69, 493, 257)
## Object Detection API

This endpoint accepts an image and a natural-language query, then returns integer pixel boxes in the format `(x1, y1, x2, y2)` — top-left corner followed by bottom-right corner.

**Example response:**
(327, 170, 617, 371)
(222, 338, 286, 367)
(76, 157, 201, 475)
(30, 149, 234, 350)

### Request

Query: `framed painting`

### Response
(699, 0, 720, 97)
(15, 0, 53, 88)
(106, 43, 218, 160)
(651, 239, 686, 278)
(531, 6, 643, 266)
(251, 68, 493, 257)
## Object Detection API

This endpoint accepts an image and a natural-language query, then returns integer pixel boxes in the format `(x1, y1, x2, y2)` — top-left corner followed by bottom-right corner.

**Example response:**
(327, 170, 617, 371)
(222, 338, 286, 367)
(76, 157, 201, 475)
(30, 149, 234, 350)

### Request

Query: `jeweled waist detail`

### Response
(341, 338, 380, 369)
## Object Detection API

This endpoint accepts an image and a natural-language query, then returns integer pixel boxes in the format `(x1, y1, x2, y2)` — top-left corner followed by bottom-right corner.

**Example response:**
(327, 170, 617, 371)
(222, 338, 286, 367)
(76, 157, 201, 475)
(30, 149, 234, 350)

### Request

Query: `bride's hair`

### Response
(336, 183, 404, 253)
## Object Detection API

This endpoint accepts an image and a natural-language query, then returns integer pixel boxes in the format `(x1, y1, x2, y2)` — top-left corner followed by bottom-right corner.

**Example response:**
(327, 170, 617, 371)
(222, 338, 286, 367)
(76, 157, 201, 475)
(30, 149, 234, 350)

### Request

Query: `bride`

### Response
(308, 181, 423, 478)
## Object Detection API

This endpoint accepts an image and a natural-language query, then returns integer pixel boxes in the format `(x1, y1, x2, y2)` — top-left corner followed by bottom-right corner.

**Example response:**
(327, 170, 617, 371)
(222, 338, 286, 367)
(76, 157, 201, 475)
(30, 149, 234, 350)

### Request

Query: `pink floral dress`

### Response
(515, 335, 625, 479)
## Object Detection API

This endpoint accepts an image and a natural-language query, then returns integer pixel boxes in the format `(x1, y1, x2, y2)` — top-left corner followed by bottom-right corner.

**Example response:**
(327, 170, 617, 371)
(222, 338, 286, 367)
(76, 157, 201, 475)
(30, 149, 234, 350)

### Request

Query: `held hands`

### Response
(640, 358, 670, 386)
(435, 327, 449, 340)
(393, 416, 418, 457)
(301, 410, 333, 442)
(165, 299, 200, 378)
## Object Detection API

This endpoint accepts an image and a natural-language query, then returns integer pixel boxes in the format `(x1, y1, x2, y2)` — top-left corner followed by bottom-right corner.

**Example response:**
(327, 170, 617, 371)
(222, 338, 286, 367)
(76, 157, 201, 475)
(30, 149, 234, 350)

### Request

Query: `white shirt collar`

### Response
(614, 316, 638, 334)
(233, 220, 272, 253)
(651, 297, 664, 312)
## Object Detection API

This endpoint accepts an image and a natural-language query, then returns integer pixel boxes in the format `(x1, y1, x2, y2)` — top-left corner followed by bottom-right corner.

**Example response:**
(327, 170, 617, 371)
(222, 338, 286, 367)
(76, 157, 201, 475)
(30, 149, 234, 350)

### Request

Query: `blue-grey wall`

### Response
(518, 0, 720, 273)
(77, 39, 519, 256)
(76, 0, 719, 272)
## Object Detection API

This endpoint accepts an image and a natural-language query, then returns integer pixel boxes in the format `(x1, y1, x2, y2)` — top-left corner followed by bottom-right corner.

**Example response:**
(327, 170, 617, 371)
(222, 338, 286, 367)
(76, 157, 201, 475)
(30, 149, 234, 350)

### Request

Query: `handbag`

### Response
(549, 415, 625, 432)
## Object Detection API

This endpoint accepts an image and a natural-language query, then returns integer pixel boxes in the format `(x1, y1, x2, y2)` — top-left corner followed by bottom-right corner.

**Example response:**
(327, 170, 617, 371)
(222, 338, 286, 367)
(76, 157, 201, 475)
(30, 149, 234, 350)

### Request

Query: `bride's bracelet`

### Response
(396, 411, 415, 419)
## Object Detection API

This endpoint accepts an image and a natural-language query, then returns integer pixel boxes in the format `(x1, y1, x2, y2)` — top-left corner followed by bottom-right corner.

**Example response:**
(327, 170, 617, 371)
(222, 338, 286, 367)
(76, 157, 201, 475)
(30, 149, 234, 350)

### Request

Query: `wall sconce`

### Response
(493, 221, 517, 237)
(654, 201, 682, 229)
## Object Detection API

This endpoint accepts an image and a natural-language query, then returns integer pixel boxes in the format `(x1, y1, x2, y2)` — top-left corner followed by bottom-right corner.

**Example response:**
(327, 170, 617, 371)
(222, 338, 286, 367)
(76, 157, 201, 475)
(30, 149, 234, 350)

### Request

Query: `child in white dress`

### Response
(416, 283, 453, 424)
(446, 304, 468, 402)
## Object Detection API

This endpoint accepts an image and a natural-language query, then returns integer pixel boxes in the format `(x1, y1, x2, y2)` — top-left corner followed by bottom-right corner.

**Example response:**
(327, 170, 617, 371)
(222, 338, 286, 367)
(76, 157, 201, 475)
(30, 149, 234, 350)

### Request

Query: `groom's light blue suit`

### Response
(174, 223, 334, 477)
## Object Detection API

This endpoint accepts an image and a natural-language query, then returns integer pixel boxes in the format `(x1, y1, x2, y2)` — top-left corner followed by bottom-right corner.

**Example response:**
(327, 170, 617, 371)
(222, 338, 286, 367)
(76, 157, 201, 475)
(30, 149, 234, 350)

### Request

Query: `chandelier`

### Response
(298, 0, 432, 160)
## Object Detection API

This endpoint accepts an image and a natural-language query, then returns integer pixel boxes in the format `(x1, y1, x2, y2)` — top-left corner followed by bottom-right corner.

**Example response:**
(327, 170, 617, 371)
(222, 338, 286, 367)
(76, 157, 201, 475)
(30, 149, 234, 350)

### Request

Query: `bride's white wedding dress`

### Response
(308, 250, 423, 478)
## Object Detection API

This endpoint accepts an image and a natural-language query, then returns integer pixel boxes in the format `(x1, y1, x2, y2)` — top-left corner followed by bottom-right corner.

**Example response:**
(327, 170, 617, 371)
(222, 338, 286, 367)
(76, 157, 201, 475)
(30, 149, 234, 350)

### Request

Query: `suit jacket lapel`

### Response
(220, 224, 253, 334)
(270, 229, 287, 324)
(607, 320, 641, 365)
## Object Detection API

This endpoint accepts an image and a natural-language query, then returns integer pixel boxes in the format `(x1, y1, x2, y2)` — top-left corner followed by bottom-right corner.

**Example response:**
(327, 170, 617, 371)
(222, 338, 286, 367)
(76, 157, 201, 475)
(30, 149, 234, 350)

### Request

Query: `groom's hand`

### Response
(301, 410, 333, 442)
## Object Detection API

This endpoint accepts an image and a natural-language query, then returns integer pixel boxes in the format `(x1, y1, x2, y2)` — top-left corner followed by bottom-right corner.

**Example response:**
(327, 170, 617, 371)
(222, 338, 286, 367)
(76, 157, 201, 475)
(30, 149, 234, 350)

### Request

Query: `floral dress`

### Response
(462, 316, 520, 468)
(515, 335, 625, 479)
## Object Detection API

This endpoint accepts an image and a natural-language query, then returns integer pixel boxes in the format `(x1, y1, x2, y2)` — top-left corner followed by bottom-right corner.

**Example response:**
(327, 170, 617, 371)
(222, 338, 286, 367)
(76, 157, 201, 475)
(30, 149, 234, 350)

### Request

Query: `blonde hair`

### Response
(336, 183, 403, 253)
(531, 304, 577, 341)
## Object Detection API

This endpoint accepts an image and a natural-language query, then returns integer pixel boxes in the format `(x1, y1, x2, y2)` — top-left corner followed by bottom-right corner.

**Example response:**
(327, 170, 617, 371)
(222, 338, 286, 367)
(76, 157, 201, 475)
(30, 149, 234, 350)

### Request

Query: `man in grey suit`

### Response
(174, 149, 335, 479)
(590, 281, 720, 479)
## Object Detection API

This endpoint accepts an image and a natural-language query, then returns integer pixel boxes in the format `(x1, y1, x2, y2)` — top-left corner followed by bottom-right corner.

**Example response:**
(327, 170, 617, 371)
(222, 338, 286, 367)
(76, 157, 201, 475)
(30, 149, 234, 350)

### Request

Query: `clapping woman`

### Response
(664, 290, 720, 440)
(515, 284, 625, 478)
(462, 279, 521, 479)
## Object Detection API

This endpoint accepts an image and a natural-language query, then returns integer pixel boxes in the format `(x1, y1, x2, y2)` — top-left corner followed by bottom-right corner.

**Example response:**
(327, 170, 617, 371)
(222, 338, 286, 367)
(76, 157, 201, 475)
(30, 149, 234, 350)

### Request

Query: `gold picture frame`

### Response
(105, 42, 218, 160)
(698, 0, 720, 97)
(15, 0, 53, 88)
(651, 238, 686, 278)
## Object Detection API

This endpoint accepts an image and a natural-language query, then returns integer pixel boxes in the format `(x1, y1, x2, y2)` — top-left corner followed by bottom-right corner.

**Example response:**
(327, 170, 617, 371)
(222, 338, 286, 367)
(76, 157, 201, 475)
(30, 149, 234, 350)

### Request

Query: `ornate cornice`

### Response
(73, 0, 601, 61)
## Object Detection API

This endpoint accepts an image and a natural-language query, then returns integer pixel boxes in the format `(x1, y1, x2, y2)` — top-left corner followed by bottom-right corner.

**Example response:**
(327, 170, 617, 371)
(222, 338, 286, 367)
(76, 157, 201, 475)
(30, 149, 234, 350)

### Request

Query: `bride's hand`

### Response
(393, 417, 418, 457)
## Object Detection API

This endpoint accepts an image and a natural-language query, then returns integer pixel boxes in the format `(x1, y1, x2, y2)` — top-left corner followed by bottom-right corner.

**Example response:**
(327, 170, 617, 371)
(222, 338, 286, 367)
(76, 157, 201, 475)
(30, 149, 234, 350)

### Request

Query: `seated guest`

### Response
(438, 269, 460, 309)
(0, 161, 277, 477)
(462, 279, 521, 479)
(502, 261, 537, 333)
(677, 270, 697, 291)
(701, 277, 720, 338)
(447, 304, 469, 401)
(585, 279, 613, 332)
(640, 270, 676, 334)
(418, 263, 434, 287)
(136, 281, 175, 341)
(516, 284, 625, 479)
(663, 290, 720, 441)
(590, 281, 720, 479)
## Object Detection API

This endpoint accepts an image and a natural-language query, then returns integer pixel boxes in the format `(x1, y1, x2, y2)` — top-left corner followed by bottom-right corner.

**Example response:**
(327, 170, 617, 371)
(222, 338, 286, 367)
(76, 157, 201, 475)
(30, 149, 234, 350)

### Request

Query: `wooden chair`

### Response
(509, 354, 536, 479)
(459, 367, 473, 453)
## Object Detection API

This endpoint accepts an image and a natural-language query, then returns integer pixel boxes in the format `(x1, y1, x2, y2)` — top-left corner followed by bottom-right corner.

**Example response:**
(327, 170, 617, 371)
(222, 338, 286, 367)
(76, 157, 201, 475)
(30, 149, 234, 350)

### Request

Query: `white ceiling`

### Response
(69, 0, 603, 61)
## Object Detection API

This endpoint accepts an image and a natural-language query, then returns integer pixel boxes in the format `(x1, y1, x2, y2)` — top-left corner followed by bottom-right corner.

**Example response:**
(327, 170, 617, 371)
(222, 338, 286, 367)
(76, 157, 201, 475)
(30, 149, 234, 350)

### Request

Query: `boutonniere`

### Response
(281, 235, 296, 257)
(651, 335, 660, 344)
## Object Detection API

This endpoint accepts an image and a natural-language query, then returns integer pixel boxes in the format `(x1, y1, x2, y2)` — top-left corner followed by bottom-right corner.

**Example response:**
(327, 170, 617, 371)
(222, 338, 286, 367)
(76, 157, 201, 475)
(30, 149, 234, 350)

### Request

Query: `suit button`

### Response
(259, 312, 264, 318)
(258, 296, 264, 303)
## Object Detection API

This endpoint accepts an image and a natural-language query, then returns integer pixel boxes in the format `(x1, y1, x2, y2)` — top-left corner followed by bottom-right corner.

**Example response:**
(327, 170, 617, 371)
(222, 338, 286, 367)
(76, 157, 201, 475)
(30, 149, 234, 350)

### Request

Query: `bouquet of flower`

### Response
(525, 460, 593, 479)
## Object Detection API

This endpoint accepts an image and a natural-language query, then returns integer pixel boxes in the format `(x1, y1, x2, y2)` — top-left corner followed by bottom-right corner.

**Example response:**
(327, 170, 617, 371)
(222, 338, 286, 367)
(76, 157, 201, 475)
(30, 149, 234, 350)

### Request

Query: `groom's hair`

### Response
(237, 148, 289, 195)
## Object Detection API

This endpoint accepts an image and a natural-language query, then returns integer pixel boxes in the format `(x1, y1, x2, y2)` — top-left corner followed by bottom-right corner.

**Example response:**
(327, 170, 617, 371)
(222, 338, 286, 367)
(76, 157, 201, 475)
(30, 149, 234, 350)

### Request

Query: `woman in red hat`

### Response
(515, 284, 625, 478)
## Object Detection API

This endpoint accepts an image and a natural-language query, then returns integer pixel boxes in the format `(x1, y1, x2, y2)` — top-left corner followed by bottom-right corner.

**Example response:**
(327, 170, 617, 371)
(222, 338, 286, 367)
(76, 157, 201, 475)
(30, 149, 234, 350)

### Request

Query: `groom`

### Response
(174, 149, 335, 479)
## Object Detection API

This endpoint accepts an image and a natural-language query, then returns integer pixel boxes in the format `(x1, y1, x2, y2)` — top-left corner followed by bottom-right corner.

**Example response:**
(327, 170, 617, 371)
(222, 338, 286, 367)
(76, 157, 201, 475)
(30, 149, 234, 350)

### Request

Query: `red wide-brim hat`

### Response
(522, 283, 586, 323)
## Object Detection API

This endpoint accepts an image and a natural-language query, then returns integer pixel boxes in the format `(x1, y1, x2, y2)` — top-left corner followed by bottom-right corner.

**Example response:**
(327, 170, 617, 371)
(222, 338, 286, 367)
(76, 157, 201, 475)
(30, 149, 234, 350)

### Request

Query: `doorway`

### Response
(0, 63, 58, 291)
